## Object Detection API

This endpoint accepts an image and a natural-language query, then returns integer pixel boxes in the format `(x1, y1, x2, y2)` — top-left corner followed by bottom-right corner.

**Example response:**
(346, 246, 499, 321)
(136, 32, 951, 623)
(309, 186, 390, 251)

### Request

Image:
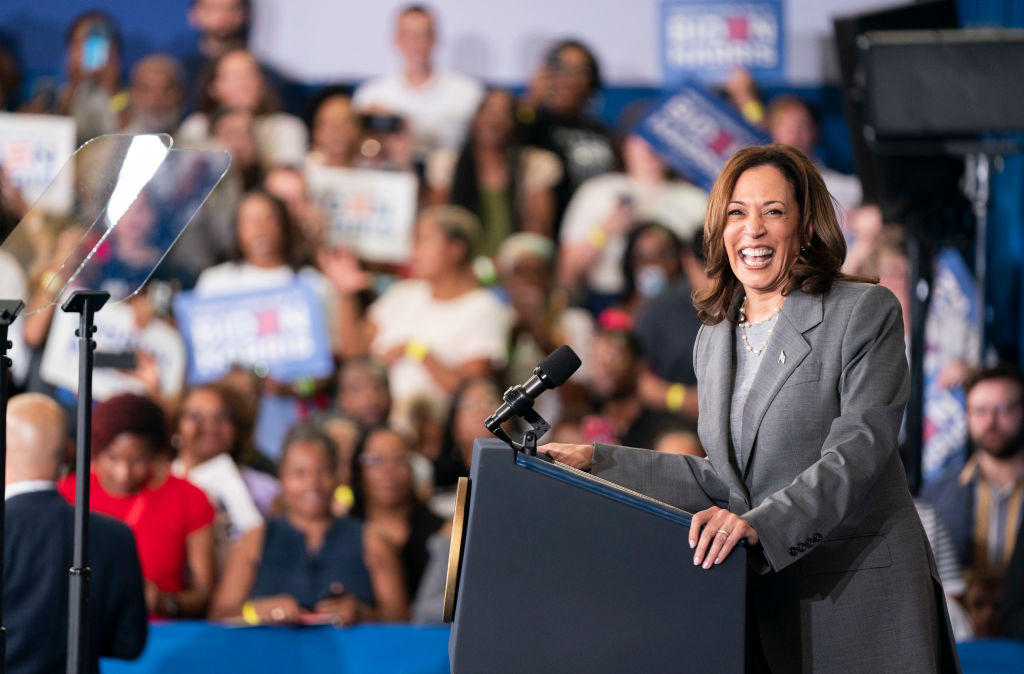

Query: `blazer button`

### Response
(813, 533, 823, 542)
(788, 546, 798, 556)
(796, 543, 807, 552)
(805, 537, 814, 546)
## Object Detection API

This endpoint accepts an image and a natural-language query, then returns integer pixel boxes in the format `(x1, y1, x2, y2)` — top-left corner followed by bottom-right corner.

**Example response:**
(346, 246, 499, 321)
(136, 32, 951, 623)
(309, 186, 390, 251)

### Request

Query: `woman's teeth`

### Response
(740, 247, 774, 268)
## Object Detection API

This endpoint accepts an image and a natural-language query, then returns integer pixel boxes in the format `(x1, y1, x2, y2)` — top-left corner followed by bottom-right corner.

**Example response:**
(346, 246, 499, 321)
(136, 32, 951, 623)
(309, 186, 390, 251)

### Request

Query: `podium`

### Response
(446, 441, 746, 673)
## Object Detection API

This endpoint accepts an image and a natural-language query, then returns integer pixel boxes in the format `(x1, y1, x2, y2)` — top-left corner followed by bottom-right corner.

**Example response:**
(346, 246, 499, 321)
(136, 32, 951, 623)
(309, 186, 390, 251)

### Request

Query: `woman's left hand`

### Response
(689, 507, 759, 569)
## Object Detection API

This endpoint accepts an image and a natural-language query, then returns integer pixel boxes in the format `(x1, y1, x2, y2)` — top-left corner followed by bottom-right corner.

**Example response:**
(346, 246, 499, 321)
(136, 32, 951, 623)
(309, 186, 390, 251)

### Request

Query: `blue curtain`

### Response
(958, 0, 1024, 361)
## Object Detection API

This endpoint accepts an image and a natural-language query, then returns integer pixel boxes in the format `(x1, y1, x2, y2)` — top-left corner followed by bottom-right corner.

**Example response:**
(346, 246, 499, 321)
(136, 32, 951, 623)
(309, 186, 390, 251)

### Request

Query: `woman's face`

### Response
(178, 389, 236, 465)
(474, 91, 515, 149)
(339, 364, 390, 428)
(454, 380, 502, 468)
(94, 433, 154, 497)
(212, 110, 258, 168)
(723, 164, 803, 300)
(236, 194, 286, 266)
(313, 96, 360, 164)
(280, 441, 335, 520)
(545, 46, 592, 115)
(211, 51, 262, 111)
(411, 216, 454, 280)
(631, 228, 679, 298)
(359, 430, 413, 509)
(769, 105, 817, 156)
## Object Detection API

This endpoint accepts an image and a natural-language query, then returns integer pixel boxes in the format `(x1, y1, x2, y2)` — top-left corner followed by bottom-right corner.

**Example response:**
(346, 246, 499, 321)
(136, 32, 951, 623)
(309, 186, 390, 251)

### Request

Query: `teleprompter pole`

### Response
(63, 290, 109, 674)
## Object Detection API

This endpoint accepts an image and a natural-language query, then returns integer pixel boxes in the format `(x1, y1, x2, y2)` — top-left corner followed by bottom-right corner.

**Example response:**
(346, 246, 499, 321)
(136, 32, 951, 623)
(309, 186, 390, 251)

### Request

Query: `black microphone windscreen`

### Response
(539, 345, 582, 387)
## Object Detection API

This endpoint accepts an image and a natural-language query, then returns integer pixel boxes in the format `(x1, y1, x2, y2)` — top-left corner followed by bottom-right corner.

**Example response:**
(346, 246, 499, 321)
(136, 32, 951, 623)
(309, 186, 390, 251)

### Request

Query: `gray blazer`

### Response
(592, 282, 960, 673)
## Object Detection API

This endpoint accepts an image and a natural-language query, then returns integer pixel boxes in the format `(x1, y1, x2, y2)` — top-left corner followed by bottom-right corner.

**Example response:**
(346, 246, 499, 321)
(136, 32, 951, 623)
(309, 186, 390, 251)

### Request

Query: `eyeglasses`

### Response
(967, 401, 1022, 418)
(181, 411, 233, 425)
(359, 454, 411, 469)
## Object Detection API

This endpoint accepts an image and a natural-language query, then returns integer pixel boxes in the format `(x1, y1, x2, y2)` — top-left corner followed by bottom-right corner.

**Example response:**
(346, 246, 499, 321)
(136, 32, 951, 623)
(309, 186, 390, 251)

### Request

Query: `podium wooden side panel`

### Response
(448, 441, 746, 673)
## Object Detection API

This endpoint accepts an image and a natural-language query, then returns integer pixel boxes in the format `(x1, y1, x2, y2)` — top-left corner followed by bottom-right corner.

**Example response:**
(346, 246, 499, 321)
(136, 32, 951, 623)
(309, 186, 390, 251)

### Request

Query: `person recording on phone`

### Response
(543, 145, 960, 672)
(61, 11, 124, 144)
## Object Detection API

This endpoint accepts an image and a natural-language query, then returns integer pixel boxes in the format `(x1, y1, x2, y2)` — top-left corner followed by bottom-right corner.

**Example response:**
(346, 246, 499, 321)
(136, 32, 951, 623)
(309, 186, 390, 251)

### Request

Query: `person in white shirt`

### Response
(352, 5, 483, 160)
(558, 133, 707, 309)
(320, 205, 510, 429)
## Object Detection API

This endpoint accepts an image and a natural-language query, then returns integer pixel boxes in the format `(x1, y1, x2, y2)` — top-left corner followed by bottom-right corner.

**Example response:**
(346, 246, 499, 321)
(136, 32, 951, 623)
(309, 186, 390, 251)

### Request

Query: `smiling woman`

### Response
(543, 145, 961, 672)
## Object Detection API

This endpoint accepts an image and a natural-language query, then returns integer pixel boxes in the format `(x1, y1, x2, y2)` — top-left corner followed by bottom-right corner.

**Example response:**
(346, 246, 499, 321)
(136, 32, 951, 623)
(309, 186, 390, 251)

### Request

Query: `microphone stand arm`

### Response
(484, 384, 551, 457)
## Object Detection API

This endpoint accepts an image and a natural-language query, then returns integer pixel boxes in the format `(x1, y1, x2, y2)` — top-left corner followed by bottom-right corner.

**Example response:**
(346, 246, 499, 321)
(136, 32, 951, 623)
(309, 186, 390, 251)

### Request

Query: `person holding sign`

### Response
(195, 190, 340, 457)
(543, 145, 959, 672)
(322, 205, 510, 430)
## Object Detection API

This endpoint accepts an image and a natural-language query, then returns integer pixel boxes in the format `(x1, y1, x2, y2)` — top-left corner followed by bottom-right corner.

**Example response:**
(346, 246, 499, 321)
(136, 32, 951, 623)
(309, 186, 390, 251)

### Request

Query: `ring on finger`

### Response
(715, 529, 730, 536)
(271, 607, 285, 622)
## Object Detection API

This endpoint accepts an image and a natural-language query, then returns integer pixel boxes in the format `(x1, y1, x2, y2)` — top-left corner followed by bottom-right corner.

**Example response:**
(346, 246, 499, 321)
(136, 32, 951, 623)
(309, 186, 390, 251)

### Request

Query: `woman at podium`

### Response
(544, 145, 960, 673)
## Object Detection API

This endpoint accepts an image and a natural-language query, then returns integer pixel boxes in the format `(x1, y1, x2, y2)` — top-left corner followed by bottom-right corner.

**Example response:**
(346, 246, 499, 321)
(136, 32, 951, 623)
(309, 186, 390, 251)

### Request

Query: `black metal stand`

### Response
(62, 290, 108, 674)
(484, 386, 551, 459)
(0, 299, 25, 674)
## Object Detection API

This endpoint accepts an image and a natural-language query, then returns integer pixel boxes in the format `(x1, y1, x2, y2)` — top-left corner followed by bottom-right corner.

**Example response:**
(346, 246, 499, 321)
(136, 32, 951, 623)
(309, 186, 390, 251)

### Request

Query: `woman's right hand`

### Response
(540, 443, 594, 470)
(250, 595, 303, 625)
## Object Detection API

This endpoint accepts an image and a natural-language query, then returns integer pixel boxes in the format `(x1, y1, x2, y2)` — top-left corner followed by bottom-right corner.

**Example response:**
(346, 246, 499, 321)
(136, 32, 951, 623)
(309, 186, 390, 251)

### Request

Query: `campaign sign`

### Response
(635, 82, 769, 192)
(0, 112, 76, 212)
(661, 0, 784, 85)
(174, 280, 334, 384)
(40, 300, 187, 402)
(306, 166, 417, 263)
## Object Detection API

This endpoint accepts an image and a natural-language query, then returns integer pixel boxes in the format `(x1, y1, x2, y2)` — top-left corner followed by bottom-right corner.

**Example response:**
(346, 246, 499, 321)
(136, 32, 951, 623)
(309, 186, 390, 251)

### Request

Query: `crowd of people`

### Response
(2, 1, 1024, 670)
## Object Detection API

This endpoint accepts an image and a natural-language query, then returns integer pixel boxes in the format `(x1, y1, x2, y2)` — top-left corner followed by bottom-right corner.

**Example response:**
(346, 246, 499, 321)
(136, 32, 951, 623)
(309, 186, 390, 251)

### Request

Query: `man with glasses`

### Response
(921, 364, 1024, 573)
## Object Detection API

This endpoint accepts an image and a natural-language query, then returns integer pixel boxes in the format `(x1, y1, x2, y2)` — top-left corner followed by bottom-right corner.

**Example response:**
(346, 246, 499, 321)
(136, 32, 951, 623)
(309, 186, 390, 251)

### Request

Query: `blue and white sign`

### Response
(0, 112, 76, 213)
(661, 0, 785, 86)
(635, 82, 770, 192)
(174, 281, 334, 384)
(306, 166, 417, 264)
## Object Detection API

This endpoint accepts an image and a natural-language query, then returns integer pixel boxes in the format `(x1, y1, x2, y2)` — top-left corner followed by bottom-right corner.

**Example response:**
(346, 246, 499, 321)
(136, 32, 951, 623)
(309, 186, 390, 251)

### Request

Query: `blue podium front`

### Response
(447, 441, 746, 673)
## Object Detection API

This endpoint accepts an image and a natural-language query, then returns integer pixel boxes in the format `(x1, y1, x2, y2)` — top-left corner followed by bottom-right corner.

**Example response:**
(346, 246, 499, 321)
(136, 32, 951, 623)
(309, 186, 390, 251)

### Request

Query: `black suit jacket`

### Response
(4, 488, 148, 674)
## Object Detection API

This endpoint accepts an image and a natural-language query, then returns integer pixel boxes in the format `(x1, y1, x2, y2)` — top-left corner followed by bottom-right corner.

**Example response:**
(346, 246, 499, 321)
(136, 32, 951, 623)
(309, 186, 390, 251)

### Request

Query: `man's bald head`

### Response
(6, 394, 67, 484)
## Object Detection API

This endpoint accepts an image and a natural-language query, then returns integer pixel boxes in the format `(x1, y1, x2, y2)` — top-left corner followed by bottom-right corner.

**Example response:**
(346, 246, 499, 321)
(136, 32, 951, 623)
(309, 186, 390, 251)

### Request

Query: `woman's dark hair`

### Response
(229, 189, 301, 269)
(449, 89, 521, 235)
(348, 425, 412, 518)
(695, 144, 874, 325)
(172, 382, 255, 463)
(621, 221, 684, 299)
(92, 393, 166, 456)
(280, 421, 338, 473)
(196, 47, 279, 115)
(434, 376, 502, 488)
(544, 39, 601, 95)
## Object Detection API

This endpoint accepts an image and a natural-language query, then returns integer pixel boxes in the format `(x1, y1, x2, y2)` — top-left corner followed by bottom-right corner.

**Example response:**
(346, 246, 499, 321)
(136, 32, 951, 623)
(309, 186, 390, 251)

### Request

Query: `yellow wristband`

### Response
(666, 383, 686, 412)
(740, 100, 765, 124)
(588, 227, 609, 249)
(405, 341, 429, 362)
(334, 484, 355, 510)
(241, 600, 260, 626)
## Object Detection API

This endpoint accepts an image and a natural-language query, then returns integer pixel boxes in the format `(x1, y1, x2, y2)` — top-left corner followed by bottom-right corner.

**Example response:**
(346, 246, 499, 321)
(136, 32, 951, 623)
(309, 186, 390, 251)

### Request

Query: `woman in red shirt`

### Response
(59, 393, 216, 618)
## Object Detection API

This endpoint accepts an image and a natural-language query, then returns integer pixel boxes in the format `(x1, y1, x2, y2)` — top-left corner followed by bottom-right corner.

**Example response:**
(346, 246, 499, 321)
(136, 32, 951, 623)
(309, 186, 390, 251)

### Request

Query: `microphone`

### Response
(484, 345, 581, 435)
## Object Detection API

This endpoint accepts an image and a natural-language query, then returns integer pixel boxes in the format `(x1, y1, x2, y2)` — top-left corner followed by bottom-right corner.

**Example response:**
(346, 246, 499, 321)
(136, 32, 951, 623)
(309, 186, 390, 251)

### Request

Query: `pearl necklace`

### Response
(738, 298, 783, 357)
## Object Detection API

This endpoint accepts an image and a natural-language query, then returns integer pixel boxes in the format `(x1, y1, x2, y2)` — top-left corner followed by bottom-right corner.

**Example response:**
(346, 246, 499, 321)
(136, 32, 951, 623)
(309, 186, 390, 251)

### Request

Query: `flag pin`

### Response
(779, 350, 786, 364)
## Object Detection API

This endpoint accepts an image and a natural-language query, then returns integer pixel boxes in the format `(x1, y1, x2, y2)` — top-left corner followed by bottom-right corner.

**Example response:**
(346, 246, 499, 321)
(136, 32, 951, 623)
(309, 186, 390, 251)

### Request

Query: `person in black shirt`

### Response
(519, 40, 618, 232)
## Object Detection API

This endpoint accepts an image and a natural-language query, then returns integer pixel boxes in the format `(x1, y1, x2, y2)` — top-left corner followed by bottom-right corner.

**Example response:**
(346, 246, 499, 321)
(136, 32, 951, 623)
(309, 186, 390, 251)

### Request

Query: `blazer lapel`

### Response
(700, 314, 749, 499)
(739, 290, 823, 474)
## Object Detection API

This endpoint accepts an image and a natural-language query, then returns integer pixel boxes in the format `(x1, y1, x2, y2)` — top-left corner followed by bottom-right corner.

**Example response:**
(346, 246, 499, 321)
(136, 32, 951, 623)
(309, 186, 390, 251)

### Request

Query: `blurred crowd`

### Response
(2, 1, 1023, 668)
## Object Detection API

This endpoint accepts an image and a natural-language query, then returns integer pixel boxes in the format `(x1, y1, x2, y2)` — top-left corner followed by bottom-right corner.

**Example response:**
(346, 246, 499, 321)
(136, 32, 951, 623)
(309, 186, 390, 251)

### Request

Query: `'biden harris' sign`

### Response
(661, 0, 785, 86)
(635, 83, 769, 192)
